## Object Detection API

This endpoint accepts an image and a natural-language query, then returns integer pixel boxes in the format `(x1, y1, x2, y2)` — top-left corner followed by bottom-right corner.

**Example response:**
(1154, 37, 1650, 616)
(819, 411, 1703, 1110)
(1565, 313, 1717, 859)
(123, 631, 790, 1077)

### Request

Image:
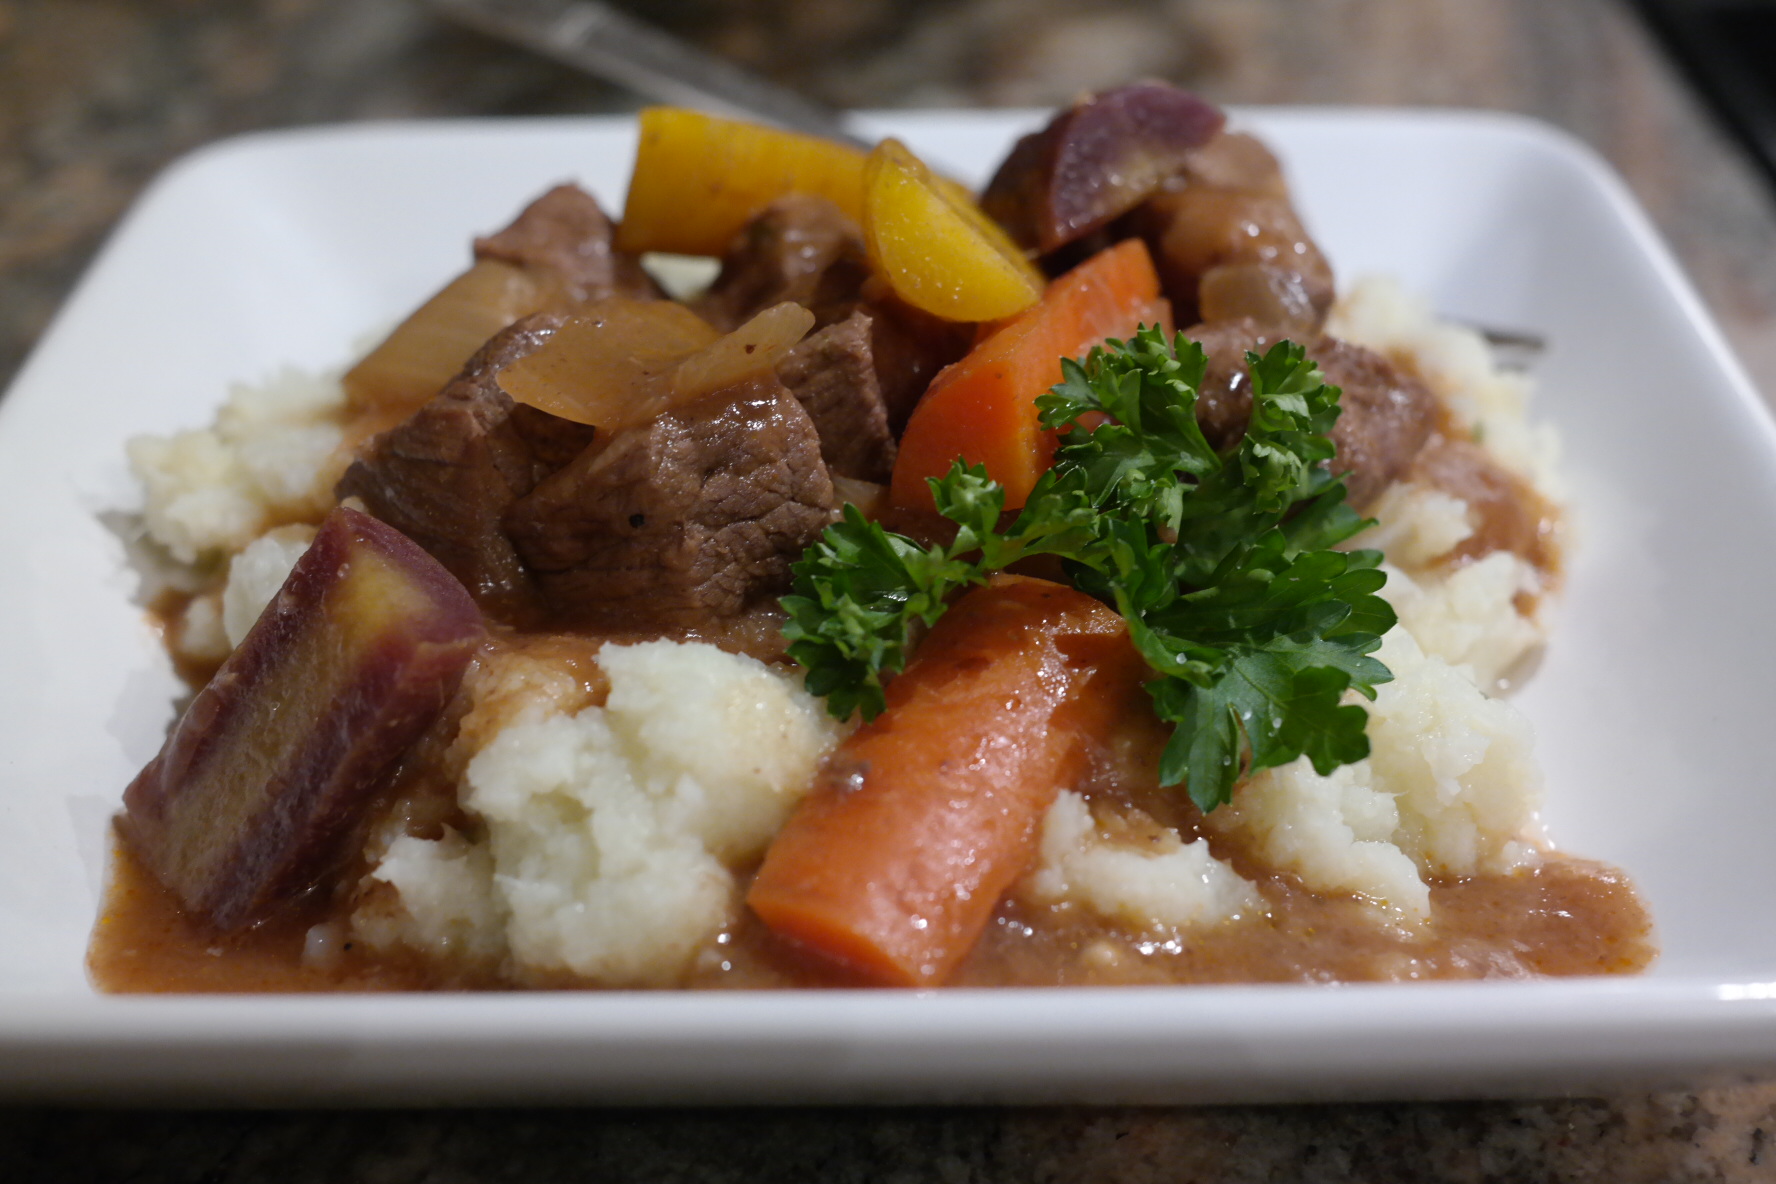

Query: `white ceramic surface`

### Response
(3, 109, 1775, 1105)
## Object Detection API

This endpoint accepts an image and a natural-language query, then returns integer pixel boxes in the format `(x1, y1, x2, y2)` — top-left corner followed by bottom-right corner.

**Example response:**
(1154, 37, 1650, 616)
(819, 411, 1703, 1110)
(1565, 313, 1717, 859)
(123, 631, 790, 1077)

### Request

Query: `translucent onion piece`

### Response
(862, 138, 1045, 323)
(496, 298, 718, 431)
(1198, 263, 1319, 338)
(828, 475, 888, 519)
(673, 302, 815, 400)
(343, 259, 544, 416)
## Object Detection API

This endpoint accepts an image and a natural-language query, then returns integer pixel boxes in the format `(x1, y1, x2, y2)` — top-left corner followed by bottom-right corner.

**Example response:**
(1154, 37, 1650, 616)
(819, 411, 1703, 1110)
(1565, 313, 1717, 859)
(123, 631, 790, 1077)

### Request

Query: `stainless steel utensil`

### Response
(427, 0, 869, 148)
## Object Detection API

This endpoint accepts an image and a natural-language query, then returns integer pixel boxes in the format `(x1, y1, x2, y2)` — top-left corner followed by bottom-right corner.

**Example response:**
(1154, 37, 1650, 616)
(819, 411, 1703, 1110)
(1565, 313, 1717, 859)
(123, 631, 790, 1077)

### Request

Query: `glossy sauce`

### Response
(96, 608, 1656, 993)
(90, 829, 1654, 993)
(1408, 432, 1562, 579)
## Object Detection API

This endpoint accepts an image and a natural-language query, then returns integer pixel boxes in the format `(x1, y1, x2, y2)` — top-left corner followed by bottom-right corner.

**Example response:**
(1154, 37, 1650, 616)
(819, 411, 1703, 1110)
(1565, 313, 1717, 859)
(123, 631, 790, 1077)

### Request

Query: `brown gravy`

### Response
(89, 833, 1653, 993)
(1408, 432, 1562, 579)
(94, 616, 1657, 993)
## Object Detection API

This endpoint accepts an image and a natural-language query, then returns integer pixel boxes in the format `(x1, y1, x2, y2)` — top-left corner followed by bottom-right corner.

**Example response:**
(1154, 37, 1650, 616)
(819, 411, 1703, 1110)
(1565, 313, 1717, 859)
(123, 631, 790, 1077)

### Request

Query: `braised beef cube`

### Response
(336, 313, 594, 623)
(121, 508, 483, 932)
(1312, 336, 1439, 510)
(503, 374, 839, 628)
(694, 195, 873, 332)
(858, 283, 975, 432)
(474, 183, 661, 304)
(508, 400, 599, 471)
(693, 198, 969, 429)
(1190, 320, 1435, 511)
(776, 311, 897, 483)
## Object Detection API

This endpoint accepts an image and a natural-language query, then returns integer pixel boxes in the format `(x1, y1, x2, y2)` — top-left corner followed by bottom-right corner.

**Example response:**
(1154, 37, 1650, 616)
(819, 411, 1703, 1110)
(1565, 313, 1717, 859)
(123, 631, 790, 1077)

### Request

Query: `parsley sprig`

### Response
(780, 327, 1396, 812)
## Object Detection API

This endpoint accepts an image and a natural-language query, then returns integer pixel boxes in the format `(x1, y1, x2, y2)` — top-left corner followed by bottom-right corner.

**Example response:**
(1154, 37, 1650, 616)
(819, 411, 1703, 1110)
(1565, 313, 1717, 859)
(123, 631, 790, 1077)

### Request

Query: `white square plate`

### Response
(4, 109, 1776, 1105)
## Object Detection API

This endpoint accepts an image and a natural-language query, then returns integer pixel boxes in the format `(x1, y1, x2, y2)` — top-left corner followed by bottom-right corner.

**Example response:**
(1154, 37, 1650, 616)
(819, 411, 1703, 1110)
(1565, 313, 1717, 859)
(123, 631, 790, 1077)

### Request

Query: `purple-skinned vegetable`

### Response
(979, 82, 1226, 254)
(121, 507, 484, 931)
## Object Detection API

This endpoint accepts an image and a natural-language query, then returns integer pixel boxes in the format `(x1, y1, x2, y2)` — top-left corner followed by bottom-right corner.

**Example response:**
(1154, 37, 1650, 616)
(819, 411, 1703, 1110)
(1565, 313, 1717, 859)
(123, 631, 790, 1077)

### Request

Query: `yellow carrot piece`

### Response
(616, 107, 869, 256)
(861, 138, 1045, 323)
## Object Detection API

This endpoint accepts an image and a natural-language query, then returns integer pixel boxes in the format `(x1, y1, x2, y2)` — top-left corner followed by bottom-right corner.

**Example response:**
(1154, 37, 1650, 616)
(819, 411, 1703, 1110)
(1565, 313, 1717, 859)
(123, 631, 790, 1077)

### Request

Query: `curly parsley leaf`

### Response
(781, 463, 1100, 721)
(782, 325, 1396, 813)
(779, 504, 972, 722)
(1135, 535, 1395, 811)
(1038, 330, 1217, 530)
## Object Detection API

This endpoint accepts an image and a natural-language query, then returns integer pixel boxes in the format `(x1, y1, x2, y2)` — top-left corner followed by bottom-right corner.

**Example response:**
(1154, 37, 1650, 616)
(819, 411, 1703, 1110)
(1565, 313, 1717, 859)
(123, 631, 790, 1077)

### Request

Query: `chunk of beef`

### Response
(693, 194, 873, 332)
(695, 196, 971, 431)
(335, 313, 595, 623)
(863, 287, 974, 432)
(503, 374, 839, 629)
(775, 310, 897, 483)
(1311, 337, 1437, 509)
(1189, 320, 1435, 510)
(473, 183, 660, 304)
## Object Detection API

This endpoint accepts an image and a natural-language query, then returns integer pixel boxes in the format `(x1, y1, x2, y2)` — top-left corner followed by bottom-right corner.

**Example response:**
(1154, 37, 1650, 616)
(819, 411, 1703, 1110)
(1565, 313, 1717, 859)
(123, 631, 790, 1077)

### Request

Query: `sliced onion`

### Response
(496, 297, 718, 431)
(672, 302, 815, 400)
(829, 475, 888, 519)
(343, 259, 544, 416)
(1197, 263, 1318, 338)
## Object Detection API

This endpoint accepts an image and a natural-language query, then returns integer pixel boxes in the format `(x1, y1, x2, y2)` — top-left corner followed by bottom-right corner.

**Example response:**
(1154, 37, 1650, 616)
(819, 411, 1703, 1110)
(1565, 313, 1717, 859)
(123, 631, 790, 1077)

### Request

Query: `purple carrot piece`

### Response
(122, 507, 484, 931)
(980, 82, 1226, 253)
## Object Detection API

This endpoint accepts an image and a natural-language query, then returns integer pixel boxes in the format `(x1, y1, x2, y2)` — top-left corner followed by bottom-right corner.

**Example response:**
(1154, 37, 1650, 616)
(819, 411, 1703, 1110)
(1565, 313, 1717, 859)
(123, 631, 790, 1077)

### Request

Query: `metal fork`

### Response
(426, 0, 869, 148)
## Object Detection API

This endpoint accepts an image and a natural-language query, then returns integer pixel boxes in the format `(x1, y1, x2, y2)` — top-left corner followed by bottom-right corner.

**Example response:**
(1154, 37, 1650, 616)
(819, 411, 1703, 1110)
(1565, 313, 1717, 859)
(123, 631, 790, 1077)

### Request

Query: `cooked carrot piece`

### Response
(121, 508, 484, 932)
(889, 237, 1168, 512)
(861, 138, 1045, 323)
(747, 575, 1148, 986)
(615, 108, 869, 257)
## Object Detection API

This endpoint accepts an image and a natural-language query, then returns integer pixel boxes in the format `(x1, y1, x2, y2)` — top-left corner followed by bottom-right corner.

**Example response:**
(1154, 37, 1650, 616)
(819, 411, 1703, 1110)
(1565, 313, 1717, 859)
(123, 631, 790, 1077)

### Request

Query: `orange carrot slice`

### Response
(747, 575, 1148, 986)
(889, 237, 1168, 512)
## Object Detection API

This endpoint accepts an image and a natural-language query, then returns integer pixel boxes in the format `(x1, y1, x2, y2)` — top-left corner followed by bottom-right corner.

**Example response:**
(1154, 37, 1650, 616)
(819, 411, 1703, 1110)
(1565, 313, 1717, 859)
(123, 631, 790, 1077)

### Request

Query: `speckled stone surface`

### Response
(6, 0, 1776, 1179)
(5, 1089, 1776, 1181)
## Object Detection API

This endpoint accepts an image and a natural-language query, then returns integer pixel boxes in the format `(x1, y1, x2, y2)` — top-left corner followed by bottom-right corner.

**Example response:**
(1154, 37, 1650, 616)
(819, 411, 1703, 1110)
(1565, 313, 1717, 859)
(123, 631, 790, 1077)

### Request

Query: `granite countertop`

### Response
(6, 0, 1776, 1179)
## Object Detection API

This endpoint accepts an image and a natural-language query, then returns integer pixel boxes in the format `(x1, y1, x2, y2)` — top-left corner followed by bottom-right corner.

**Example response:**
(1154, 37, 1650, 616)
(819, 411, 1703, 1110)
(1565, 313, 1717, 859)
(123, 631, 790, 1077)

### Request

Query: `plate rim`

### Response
(5, 105, 1775, 1103)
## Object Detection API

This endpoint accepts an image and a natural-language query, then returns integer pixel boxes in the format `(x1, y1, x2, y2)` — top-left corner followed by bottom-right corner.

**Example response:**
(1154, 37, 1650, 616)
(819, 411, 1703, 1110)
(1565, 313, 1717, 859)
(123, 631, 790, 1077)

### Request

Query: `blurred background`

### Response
(5, 0, 1776, 398)
(7, 1, 1776, 1179)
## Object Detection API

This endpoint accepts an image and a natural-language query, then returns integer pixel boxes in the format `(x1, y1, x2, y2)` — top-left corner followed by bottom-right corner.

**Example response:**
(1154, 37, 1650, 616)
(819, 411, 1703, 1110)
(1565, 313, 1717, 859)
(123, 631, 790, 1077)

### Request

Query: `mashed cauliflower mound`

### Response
(127, 277, 1563, 985)
(358, 641, 842, 986)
